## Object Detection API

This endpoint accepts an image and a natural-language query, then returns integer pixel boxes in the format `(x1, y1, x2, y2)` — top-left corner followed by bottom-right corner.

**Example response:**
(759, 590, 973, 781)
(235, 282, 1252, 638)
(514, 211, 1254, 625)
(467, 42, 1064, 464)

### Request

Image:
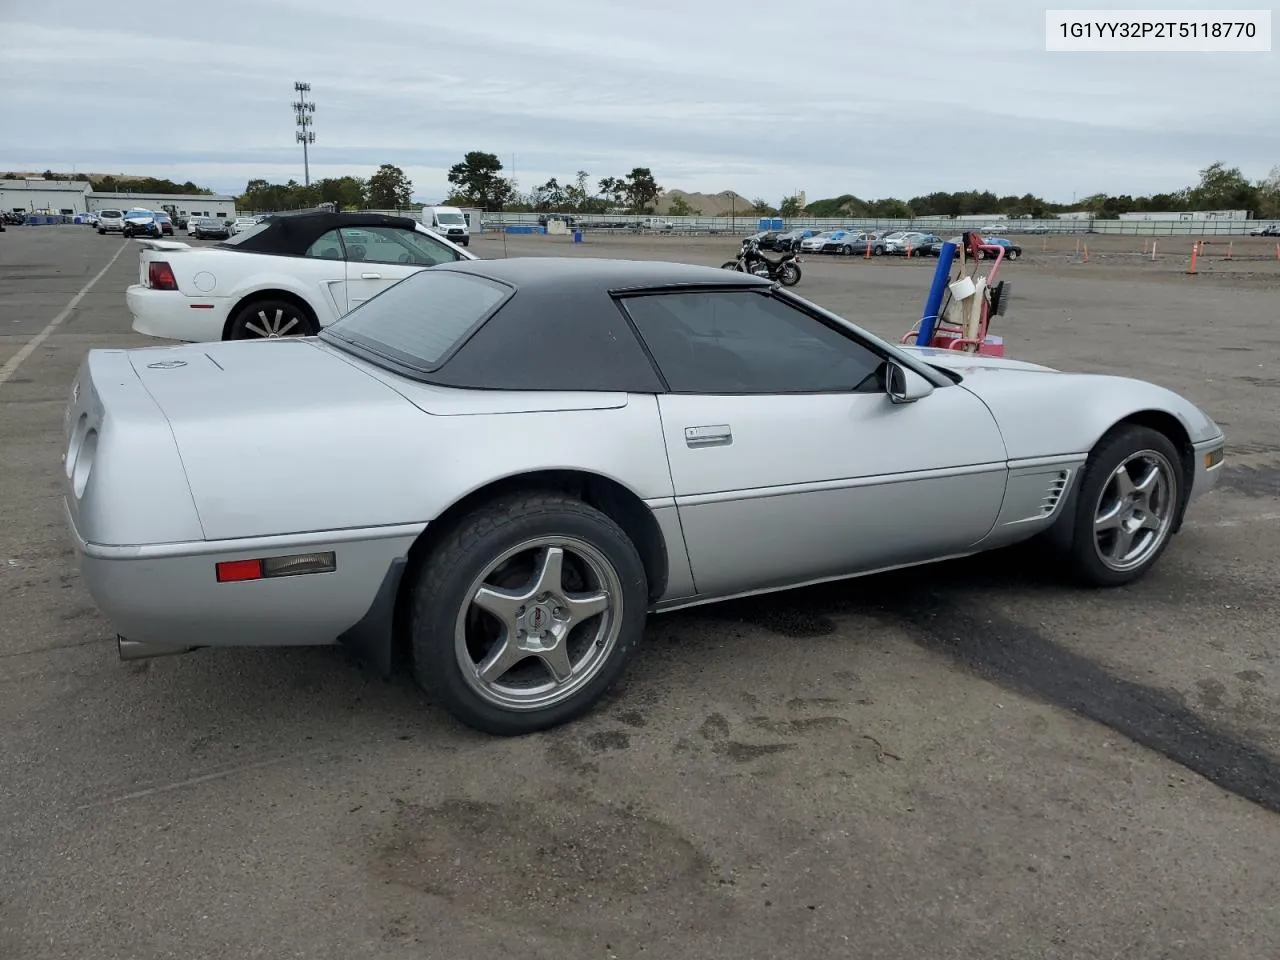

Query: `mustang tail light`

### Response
(148, 260, 178, 291)
(215, 552, 336, 583)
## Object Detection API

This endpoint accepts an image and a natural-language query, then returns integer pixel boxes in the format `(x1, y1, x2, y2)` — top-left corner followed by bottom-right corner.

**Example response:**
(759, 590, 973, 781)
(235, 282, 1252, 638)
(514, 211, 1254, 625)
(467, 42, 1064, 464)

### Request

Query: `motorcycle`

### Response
(720, 237, 802, 286)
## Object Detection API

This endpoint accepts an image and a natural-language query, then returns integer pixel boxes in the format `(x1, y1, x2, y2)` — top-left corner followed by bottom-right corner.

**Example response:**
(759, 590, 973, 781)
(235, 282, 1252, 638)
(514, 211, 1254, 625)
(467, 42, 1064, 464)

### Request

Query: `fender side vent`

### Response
(1040, 470, 1070, 515)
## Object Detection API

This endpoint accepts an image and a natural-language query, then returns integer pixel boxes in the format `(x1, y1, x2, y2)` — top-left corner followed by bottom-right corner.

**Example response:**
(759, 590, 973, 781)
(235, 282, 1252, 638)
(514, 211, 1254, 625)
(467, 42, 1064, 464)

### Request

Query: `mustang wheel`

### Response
(228, 299, 317, 339)
(410, 492, 649, 735)
(1066, 424, 1183, 586)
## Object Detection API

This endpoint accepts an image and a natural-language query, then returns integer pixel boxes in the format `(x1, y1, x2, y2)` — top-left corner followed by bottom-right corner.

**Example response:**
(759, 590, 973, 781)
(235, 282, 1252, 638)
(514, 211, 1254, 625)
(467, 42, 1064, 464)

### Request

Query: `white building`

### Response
(1117, 209, 1251, 221)
(86, 191, 237, 219)
(0, 178, 92, 215)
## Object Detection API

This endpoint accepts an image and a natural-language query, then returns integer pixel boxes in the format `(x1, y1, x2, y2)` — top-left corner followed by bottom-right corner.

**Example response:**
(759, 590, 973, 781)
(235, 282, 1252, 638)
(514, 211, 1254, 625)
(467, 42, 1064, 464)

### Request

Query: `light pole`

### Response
(293, 81, 316, 187)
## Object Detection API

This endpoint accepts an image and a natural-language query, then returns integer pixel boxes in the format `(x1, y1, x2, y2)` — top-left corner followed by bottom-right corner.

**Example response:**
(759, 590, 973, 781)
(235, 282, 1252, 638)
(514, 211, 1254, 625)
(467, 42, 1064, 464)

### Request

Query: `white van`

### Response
(421, 205, 469, 246)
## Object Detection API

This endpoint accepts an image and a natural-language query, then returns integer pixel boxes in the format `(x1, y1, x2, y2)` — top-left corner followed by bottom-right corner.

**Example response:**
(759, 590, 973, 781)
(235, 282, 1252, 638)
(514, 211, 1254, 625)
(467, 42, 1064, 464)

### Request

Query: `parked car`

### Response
(126, 211, 475, 342)
(96, 209, 126, 234)
(818, 230, 863, 254)
(884, 232, 941, 256)
(154, 212, 175, 237)
(122, 210, 162, 238)
(800, 230, 840, 253)
(772, 228, 821, 252)
(1249, 224, 1279, 236)
(981, 237, 1023, 261)
(65, 256, 1227, 736)
(227, 216, 260, 236)
(746, 230, 782, 250)
(190, 217, 231, 240)
(74, 212, 99, 226)
(831, 232, 887, 256)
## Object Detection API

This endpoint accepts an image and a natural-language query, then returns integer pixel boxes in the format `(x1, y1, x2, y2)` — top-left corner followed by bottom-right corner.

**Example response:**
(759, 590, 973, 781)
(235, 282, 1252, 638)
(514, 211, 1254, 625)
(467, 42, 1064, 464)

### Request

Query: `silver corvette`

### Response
(62, 257, 1226, 735)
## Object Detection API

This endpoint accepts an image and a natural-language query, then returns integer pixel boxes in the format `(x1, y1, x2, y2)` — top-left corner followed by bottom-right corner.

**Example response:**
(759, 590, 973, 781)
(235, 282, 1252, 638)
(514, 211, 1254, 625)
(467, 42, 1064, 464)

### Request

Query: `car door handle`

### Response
(361, 272, 382, 279)
(684, 425, 732, 448)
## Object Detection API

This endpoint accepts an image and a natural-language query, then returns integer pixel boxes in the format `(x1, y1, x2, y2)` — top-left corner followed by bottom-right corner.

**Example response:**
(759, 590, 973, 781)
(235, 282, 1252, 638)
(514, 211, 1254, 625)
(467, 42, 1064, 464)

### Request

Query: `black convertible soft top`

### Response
(217, 211, 421, 256)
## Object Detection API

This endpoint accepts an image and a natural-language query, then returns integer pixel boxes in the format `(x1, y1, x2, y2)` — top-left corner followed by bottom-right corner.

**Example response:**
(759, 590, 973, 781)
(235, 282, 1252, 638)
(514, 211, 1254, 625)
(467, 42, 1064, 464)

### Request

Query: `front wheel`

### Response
(227, 299, 317, 339)
(840, 245, 853, 256)
(1063, 424, 1184, 587)
(720, 260, 743, 271)
(779, 262, 801, 286)
(409, 492, 650, 735)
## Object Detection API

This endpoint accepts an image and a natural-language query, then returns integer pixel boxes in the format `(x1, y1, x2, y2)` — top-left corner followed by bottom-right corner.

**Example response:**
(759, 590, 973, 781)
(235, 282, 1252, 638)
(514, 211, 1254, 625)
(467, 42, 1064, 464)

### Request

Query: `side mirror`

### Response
(885, 361, 935, 404)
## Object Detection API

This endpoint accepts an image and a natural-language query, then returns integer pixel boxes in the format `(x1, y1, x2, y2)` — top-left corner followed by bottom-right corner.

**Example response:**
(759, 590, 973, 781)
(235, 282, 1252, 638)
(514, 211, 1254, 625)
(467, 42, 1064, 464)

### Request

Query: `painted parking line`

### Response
(0, 239, 130, 386)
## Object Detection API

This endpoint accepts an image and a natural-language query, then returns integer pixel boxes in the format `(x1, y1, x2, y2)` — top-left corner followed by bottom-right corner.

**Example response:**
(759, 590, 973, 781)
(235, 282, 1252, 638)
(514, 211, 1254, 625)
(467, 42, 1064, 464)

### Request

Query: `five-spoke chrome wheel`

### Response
(1062, 423, 1185, 587)
(454, 536, 623, 711)
(1092, 450, 1176, 572)
(410, 493, 648, 735)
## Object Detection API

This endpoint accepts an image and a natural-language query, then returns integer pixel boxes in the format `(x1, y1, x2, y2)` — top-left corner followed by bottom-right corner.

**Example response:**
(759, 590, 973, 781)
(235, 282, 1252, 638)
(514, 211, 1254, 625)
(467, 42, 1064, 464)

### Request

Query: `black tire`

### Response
(872, 245, 884, 256)
(840, 245, 853, 256)
(1062, 424, 1184, 587)
(779, 262, 801, 286)
(227, 298, 317, 339)
(720, 260, 742, 271)
(1006, 248, 1019, 261)
(409, 492, 649, 735)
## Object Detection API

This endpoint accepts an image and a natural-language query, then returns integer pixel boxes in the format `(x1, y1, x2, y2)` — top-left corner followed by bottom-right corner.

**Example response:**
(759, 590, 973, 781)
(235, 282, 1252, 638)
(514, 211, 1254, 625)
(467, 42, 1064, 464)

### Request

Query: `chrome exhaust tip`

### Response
(117, 635, 196, 661)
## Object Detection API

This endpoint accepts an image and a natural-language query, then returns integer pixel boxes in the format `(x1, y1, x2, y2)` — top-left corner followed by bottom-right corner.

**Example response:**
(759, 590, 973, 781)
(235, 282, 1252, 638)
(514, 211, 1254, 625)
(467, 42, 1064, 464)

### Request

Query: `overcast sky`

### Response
(1, 0, 1276, 203)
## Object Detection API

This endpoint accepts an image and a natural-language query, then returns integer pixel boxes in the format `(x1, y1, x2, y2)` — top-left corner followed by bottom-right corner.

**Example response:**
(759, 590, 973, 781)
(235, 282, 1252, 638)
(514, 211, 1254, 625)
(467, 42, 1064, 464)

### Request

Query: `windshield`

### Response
(320, 269, 511, 373)
(435, 212, 465, 225)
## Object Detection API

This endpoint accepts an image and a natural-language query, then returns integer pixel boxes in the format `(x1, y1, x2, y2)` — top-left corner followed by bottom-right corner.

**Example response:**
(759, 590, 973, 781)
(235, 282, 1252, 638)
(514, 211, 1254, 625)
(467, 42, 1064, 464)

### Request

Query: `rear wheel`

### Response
(409, 492, 649, 735)
(1063, 424, 1183, 586)
(840, 245, 853, 256)
(227, 299, 317, 339)
(1006, 248, 1019, 261)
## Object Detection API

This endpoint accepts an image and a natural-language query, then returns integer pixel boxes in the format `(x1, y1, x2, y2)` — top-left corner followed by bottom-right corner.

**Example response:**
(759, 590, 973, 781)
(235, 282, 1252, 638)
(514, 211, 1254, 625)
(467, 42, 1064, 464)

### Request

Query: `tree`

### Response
(597, 176, 626, 208)
(314, 175, 368, 210)
(668, 195, 695, 217)
(367, 163, 413, 208)
(622, 167, 661, 212)
(1255, 165, 1280, 219)
(447, 151, 515, 209)
(531, 176, 567, 211)
(1188, 161, 1256, 211)
(779, 195, 804, 217)
(750, 197, 775, 216)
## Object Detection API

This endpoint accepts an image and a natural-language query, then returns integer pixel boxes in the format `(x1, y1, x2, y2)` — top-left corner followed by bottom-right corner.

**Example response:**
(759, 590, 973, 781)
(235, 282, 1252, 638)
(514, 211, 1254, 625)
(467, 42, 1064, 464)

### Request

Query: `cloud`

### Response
(1, 0, 1276, 203)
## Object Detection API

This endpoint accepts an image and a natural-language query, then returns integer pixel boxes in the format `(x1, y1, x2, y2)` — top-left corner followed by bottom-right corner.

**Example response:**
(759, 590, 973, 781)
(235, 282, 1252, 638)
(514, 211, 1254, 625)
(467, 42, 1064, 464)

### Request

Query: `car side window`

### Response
(621, 290, 885, 395)
(304, 229, 345, 260)
(338, 226, 461, 266)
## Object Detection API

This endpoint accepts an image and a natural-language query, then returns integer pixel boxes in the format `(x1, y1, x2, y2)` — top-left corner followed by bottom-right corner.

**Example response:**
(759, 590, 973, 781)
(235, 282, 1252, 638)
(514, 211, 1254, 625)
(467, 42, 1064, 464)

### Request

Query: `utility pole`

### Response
(293, 81, 316, 187)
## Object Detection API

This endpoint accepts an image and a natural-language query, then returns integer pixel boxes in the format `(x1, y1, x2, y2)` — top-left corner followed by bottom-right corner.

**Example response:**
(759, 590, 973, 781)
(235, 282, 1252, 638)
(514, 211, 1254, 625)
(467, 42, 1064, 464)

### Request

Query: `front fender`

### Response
(962, 372, 1222, 459)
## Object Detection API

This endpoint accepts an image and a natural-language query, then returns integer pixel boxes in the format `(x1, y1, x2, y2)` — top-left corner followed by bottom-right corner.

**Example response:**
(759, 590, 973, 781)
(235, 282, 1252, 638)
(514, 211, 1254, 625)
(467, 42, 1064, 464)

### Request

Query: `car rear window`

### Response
(100, 210, 122, 218)
(320, 269, 511, 372)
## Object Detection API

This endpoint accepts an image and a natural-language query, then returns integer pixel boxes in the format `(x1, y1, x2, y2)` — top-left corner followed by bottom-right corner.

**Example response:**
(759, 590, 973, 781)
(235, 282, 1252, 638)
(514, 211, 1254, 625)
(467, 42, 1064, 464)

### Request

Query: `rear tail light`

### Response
(216, 552, 336, 583)
(148, 260, 178, 290)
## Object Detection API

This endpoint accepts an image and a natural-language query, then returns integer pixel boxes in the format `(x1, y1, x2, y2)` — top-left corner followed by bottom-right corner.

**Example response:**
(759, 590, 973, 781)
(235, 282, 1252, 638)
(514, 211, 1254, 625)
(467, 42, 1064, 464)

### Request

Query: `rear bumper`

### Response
(64, 497, 423, 650)
(127, 284, 230, 342)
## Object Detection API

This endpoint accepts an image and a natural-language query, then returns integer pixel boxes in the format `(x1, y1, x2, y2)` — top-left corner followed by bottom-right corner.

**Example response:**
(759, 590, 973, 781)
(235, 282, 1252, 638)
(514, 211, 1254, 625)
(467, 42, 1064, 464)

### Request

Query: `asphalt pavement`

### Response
(1, 226, 1277, 960)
